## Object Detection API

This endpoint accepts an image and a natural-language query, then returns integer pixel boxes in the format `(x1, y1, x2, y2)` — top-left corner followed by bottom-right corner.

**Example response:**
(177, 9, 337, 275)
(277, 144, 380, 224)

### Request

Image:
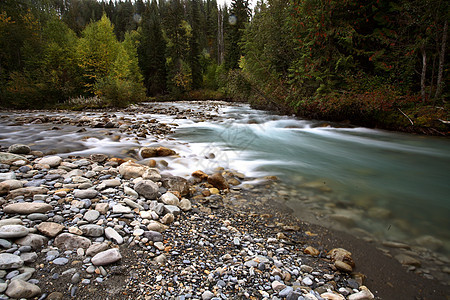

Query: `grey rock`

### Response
(134, 180, 159, 199)
(83, 210, 100, 222)
(4, 202, 52, 214)
(0, 253, 23, 269)
(202, 291, 215, 300)
(52, 257, 69, 265)
(0, 153, 28, 165)
(0, 225, 29, 239)
(105, 227, 123, 244)
(6, 279, 41, 299)
(143, 231, 163, 242)
(27, 213, 49, 221)
(38, 156, 62, 168)
(74, 189, 98, 199)
(91, 248, 122, 266)
(20, 252, 38, 264)
(164, 205, 181, 216)
(15, 233, 48, 250)
(8, 144, 31, 155)
(54, 233, 91, 250)
(179, 199, 192, 211)
(123, 198, 144, 210)
(80, 224, 104, 237)
(86, 242, 109, 257)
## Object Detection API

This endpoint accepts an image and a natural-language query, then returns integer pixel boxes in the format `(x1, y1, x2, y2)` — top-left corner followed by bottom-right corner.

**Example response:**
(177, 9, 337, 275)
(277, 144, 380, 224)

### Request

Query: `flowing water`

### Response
(1, 102, 450, 257)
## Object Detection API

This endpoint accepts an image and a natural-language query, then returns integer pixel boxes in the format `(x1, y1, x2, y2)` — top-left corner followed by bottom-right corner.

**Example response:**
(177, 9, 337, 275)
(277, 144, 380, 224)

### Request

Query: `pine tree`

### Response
(224, 0, 249, 70)
(189, 0, 203, 89)
(138, 0, 167, 95)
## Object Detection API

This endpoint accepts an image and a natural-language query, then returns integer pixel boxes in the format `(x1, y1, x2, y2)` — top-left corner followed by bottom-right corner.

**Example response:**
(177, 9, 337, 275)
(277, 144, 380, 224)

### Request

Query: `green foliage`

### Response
(94, 76, 146, 108)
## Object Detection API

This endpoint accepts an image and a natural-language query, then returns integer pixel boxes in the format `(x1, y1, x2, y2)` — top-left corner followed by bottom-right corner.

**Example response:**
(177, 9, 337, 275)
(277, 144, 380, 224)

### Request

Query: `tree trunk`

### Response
(421, 46, 427, 101)
(429, 55, 436, 101)
(435, 20, 447, 99)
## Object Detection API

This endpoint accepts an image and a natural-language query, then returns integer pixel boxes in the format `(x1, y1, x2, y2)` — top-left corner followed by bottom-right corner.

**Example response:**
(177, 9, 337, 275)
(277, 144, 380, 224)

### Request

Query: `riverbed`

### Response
(1, 101, 449, 277)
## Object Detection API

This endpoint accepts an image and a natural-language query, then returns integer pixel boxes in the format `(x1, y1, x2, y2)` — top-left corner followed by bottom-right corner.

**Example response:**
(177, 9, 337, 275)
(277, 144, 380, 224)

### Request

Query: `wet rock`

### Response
(134, 180, 159, 199)
(0, 253, 23, 269)
(192, 170, 208, 180)
(15, 234, 48, 250)
(161, 175, 190, 196)
(0, 153, 28, 164)
(36, 222, 65, 237)
(140, 147, 176, 158)
(6, 187, 50, 201)
(304, 246, 320, 256)
(0, 225, 29, 239)
(54, 233, 91, 250)
(92, 248, 122, 266)
(207, 173, 229, 190)
(5, 279, 41, 299)
(415, 235, 444, 251)
(348, 286, 374, 300)
(90, 154, 108, 163)
(8, 144, 31, 155)
(329, 248, 355, 268)
(394, 254, 421, 267)
(38, 156, 62, 168)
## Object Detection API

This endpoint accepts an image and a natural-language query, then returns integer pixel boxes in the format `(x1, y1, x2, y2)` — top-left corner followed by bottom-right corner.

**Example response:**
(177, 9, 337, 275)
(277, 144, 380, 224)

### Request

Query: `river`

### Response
(1, 101, 449, 258)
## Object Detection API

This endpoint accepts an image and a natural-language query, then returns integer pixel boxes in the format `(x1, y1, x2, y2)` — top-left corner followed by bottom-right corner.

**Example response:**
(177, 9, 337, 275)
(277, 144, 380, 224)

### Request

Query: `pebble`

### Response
(91, 248, 122, 266)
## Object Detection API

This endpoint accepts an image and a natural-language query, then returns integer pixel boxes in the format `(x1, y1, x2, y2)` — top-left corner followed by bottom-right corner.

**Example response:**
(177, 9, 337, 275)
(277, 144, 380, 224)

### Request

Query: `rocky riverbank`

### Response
(0, 143, 449, 300)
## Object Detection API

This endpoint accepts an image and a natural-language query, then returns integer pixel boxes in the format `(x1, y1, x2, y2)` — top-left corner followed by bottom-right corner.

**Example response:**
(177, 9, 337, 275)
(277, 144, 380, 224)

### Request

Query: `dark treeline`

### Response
(0, 0, 448, 132)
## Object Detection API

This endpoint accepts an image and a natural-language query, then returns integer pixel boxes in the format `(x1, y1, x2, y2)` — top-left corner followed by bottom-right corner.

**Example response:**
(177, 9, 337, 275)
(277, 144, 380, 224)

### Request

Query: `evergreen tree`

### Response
(224, 0, 249, 70)
(138, 0, 167, 95)
(189, 0, 203, 89)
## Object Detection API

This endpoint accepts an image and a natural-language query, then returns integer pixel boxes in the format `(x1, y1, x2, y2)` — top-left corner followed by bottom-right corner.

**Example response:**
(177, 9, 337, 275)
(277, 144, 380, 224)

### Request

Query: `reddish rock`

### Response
(207, 173, 229, 190)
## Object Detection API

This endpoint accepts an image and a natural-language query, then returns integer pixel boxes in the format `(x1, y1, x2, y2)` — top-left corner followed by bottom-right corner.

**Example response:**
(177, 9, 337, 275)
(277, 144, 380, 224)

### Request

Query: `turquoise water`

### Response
(173, 103, 450, 253)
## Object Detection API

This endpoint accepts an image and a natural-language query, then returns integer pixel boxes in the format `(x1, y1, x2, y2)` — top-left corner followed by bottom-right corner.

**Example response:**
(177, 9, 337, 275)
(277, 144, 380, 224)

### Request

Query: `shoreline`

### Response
(0, 102, 448, 299)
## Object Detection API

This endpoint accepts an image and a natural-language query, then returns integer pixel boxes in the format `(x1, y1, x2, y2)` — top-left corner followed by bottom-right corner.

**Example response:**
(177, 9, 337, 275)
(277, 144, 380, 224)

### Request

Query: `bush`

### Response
(94, 77, 146, 108)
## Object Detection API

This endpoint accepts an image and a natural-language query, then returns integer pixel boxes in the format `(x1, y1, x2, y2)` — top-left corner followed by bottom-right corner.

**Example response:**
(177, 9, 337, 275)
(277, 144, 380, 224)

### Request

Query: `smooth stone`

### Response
(335, 260, 353, 272)
(105, 227, 123, 244)
(0, 225, 29, 239)
(0, 282, 6, 293)
(20, 252, 38, 264)
(134, 180, 159, 199)
(123, 198, 144, 210)
(83, 210, 100, 222)
(348, 286, 374, 300)
(36, 222, 65, 237)
(52, 257, 69, 265)
(143, 231, 163, 242)
(54, 233, 91, 250)
(0, 253, 23, 269)
(160, 192, 179, 206)
(207, 173, 229, 190)
(48, 292, 64, 300)
(86, 242, 109, 257)
(118, 161, 148, 179)
(179, 198, 192, 211)
(1, 179, 23, 190)
(302, 277, 313, 285)
(0, 219, 23, 226)
(95, 203, 109, 214)
(8, 144, 31, 155)
(80, 225, 104, 237)
(27, 213, 48, 221)
(91, 248, 122, 266)
(4, 202, 52, 214)
(0, 153, 28, 164)
(0, 239, 12, 248)
(74, 189, 98, 199)
(279, 286, 294, 298)
(271, 280, 286, 291)
(112, 204, 131, 214)
(124, 186, 139, 198)
(146, 221, 168, 232)
(38, 156, 62, 168)
(394, 254, 421, 267)
(320, 292, 346, 300)
(201, 290, 215, 300)
(15, 234, 48, 250)
(5, 279, 41, 298)
(164, 205, 180, 216)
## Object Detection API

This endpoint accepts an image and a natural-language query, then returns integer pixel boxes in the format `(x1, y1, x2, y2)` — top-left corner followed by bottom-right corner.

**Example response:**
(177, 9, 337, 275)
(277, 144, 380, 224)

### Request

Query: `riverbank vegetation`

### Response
(0, 0, 448, 133)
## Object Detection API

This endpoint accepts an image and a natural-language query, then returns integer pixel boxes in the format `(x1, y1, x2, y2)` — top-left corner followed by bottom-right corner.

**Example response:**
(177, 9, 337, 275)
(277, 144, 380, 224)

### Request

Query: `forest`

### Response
(0, 0, 448, 132)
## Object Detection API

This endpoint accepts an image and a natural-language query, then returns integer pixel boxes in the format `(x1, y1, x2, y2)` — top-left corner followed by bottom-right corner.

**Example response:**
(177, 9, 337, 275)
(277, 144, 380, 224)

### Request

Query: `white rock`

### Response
(91, 248, 122, 266)
(105, 227, 123, 244)
(38, 156, 62, 168)
(348, 286, 375, 300)
(112, 204, 131, 214)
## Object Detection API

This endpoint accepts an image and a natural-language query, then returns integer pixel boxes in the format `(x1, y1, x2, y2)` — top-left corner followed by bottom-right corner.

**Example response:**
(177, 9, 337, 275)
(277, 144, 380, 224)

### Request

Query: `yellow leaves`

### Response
(0, 11, 14, 26)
